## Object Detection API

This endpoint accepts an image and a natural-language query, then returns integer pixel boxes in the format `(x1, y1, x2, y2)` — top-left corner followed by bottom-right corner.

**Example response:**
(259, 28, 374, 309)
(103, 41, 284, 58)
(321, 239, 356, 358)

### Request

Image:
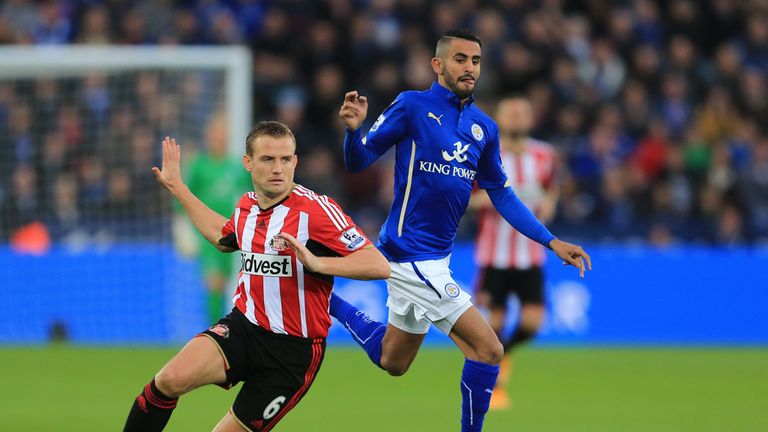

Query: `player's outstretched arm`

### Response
(339, 90, 381, 173)
(152, 137, 235, 252)
(487, 186, 556, 246)
(340, 90, 407, 172)
(549, 239, 592, 278)
(487, 186, 591, 277)
(279, 233, 390, 280)
(338, 90, 368, 131)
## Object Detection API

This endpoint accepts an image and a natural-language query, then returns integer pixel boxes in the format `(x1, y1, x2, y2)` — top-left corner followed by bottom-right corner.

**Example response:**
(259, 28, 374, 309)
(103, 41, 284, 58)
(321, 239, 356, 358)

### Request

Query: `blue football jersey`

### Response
(346, 82, 508, 262)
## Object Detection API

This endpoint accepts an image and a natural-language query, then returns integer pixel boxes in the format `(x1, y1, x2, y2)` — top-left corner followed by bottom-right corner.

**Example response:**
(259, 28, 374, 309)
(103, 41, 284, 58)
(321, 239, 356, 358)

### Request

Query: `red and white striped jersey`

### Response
(475, 138, 557, 270)
(221, 184, 372, 339)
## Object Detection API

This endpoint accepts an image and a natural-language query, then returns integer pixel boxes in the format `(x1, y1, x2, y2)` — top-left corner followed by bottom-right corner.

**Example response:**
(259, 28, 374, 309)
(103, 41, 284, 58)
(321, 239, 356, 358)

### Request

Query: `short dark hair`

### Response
(436, 28, 482, 57)
(245, 121, 296, 156)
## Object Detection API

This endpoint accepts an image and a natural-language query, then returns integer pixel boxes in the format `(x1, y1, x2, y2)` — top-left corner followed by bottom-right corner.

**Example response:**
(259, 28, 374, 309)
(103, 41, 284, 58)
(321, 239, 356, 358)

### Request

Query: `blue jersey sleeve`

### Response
(475, 126, 508, 189)
(343, 94, 408, 172)
(487, 186, 556, 247)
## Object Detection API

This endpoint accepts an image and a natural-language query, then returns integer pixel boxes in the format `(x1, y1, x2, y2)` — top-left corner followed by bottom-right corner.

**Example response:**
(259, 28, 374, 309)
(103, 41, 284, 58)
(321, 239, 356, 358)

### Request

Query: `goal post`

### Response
(0, 45, 252, 154)
(0, 45, 252, 344)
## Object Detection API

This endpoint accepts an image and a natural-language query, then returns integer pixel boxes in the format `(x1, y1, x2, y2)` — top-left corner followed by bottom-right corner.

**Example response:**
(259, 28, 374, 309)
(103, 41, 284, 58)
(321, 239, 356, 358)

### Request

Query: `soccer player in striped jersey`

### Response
(123, 121, 389, 432)
(470, 96, 559, 409)
(331, 29, 591, 431)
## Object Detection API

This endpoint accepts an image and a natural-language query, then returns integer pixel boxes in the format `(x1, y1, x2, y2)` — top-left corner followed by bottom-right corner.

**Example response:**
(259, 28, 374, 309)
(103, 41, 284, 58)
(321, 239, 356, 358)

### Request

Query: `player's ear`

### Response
(242, 154, 252, 172)
(431, 57, 443, 75)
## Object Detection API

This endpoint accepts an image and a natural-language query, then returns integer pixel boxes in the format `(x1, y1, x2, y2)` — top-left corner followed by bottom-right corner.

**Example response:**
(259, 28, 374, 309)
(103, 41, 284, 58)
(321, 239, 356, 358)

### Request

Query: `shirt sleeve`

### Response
(475, 125, 509, 189)
(308, 195, 373, 257)
(486, 187, 556, 247)
(344, 93, 408, 172)
(219, 193, 250, 248)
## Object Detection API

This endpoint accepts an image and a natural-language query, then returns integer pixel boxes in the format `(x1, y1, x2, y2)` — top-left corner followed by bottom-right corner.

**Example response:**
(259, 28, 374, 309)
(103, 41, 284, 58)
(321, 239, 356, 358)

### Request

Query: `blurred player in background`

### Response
(185, 113, 252, 324)
(123, 121, 389, 432)
(331, 29, 590, 431)
(470, 96, 559, 409)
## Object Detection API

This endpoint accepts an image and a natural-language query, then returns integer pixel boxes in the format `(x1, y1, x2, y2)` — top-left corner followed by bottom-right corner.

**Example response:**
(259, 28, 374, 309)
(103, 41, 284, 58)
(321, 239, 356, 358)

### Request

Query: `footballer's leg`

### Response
(379, 324, 427, 376)
(329, 292, 390, 368)
(450, 306, 503, 432)
(331, 292, 427, 375)
(476, 267, 512, 410)
(496, 268, 546, 410)
(213, 411, 248, 432)
(123, 336, 228, 431)
(226, 333, 325, 431)
(504, 267, 545, 352)
(499, 304, 544, 383)
(502, 269, 546, 370)
(487, 303, 512, 410)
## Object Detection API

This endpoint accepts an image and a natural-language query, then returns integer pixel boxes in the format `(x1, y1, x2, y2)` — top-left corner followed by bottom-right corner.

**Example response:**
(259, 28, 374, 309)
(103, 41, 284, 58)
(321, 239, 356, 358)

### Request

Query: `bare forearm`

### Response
(169, 183, 229, 249)
(315, 247, 390, 280)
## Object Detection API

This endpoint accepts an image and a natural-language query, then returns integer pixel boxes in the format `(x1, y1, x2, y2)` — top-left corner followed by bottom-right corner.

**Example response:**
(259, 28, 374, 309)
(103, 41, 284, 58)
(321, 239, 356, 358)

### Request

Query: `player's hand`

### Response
(339, 90, 368, 131)
(549, 238, 592, 278)
(152, 137, 184, 192)
(278, 232, 324, 274)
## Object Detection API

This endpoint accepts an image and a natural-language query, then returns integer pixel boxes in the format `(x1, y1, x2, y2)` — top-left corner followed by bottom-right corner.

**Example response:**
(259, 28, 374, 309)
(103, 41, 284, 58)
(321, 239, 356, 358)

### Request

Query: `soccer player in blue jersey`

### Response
(331, 29, 591, 431)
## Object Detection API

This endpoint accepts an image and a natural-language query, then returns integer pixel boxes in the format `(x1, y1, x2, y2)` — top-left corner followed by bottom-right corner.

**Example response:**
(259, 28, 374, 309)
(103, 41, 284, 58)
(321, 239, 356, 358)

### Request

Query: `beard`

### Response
(443, 68, 476, 99)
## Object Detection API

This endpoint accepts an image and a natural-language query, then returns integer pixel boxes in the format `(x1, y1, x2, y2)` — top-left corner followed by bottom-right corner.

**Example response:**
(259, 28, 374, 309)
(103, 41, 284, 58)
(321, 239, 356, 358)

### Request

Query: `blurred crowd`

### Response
(2, 0, 768, 247)
(0, 70, 227, 246)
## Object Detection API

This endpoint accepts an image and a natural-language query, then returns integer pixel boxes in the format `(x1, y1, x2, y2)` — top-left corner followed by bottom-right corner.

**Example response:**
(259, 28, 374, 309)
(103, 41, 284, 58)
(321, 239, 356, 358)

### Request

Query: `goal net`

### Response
(0, 46, 251, 344)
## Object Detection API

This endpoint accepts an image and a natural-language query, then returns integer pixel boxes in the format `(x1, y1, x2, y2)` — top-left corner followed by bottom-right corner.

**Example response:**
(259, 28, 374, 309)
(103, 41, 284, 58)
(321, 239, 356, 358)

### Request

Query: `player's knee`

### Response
(520, 306, 545, 331)
(519, 321, 542, 335)
(476, 339, 504, 365)
(380, 356, 411, 377)
(385, 365, 410, 377)
(154, 366, 193, 398)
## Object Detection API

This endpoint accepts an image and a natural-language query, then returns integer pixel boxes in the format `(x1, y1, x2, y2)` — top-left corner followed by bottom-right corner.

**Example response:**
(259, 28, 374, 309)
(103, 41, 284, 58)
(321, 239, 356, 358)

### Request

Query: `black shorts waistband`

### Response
(228, 308, 325, 345)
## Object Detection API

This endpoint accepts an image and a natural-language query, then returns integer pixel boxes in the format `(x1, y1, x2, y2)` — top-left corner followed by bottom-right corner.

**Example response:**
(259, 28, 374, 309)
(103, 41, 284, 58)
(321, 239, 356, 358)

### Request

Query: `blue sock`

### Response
(460, 358, 499, 432)
(330, 293, 386, 369)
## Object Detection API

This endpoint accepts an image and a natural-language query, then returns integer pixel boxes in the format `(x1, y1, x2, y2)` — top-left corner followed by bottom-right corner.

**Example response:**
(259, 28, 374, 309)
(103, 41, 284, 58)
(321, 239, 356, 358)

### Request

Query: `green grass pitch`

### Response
(0, 346, 765, 431)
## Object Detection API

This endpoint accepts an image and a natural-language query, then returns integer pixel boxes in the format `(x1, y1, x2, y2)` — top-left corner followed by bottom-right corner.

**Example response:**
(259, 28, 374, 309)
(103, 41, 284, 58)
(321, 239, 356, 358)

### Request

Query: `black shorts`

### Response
(478, 267, 544, 308)
(200, 308, 326, 432)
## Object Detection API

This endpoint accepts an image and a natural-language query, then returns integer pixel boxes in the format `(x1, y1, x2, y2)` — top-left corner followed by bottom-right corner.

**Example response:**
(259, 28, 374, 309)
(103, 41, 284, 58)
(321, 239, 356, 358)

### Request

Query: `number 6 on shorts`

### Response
(263, 395, 286, 420)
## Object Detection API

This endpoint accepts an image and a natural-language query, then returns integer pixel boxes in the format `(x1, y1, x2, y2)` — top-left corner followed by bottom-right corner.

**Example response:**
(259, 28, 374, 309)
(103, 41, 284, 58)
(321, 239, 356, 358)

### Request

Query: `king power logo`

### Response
(442, 141, 470, 163)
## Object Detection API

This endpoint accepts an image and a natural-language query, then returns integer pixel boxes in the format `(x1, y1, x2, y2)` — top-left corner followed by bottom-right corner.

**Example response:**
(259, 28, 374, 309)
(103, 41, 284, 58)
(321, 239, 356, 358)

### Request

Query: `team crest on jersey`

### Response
(471, 123, 484, 141)
(269, 235, 288, 252)
(339, 227, 365, 250)
(370, 114, 386, 132)
(208, 323, 230, 338)
(444, 283, 460, 298)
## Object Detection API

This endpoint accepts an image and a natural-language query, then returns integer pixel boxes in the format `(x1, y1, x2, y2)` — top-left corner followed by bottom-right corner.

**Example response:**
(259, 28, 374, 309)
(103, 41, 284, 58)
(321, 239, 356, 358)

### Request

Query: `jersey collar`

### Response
(255, 185, 294, 212)
(429, 81, 474, 108)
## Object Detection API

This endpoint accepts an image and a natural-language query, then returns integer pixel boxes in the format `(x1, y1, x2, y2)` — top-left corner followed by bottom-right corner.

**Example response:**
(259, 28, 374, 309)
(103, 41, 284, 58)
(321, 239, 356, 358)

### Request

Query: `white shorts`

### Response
(386, 255, 473, 335)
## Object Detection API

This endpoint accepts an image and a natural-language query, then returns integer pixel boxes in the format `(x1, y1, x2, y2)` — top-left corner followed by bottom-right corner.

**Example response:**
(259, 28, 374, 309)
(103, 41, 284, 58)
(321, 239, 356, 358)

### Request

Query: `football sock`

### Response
(503, 325, 536, 352)
(460, 358, 499, 432)
(123, 379, 178, 432)
(329, 293, 385, 369)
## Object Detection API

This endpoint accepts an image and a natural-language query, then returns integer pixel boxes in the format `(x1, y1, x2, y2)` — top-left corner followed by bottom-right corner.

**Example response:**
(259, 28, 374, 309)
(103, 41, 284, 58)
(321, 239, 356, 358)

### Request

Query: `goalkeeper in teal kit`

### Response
(331, 29, 592, 431)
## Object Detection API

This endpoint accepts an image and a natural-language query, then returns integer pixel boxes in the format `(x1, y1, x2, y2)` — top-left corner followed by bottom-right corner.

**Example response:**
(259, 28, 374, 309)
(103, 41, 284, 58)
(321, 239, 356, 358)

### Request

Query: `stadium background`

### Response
(0, 0, 766, 431)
